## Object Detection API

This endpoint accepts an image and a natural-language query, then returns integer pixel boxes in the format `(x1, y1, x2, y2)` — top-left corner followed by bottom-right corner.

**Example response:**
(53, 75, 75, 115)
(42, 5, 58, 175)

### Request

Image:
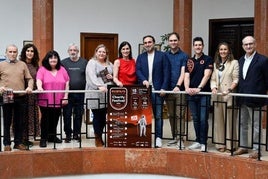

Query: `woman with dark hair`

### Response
(19, 43, 40, 147)
(36, 50, 69, 147)
(210, 42, 239, 153)
(113, 41, 136, 87)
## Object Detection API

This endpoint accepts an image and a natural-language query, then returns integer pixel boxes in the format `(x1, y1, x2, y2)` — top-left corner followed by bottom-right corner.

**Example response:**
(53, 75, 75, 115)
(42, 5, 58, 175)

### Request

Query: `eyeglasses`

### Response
(243, 42, 254, 46)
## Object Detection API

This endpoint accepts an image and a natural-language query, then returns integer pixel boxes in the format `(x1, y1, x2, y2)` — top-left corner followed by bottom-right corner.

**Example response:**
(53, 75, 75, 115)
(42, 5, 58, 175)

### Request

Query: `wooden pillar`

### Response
(254, 0, 268, 55)
(173, 0, 192, 55)
(32, 0, 54, 62)
(254, 0, 268, 129)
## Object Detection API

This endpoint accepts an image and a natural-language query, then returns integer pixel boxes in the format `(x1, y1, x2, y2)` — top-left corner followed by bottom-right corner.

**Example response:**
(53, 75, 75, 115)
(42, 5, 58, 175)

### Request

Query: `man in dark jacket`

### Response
(234, 36, 268, 159)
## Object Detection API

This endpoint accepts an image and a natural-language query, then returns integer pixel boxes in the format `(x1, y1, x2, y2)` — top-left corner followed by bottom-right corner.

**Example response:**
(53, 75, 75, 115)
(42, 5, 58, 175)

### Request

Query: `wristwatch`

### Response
(198, 86, 203, 90)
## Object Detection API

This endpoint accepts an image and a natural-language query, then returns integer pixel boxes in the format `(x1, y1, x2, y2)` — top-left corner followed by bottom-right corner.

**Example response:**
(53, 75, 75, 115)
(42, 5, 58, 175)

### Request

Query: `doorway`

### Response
(80, 33, 118, 63)
(209, 18, 254, 59)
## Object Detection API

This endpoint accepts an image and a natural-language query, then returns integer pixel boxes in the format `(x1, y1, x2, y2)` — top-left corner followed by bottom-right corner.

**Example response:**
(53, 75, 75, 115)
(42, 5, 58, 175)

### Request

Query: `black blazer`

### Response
(237, 52, 268, 107)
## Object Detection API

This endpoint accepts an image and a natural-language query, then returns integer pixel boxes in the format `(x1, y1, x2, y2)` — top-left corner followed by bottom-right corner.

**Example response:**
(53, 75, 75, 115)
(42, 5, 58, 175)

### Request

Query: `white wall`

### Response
(0, 0, 254, 59)
(192, 0, 254, 54)
(0, 0, 32, 58)
(54, 0, 173, 59)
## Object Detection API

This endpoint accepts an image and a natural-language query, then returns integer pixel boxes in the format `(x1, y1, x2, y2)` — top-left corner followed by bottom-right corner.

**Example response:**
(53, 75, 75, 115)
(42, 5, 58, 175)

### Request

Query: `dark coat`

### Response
(237, 52, 268, 107)
(136, 50, 170, 91)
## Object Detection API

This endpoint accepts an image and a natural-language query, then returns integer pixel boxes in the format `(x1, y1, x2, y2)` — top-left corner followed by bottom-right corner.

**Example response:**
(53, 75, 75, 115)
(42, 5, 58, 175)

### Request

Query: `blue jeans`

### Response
(151, 92, 164, 138)
(187, 95, 210, 145)
(63, 93, 85, 137)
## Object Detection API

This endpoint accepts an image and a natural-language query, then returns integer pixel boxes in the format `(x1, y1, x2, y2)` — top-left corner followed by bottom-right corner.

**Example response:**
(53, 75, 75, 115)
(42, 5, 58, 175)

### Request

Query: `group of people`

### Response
(179, 35, 268, 160)
(0, 34, 267, 160)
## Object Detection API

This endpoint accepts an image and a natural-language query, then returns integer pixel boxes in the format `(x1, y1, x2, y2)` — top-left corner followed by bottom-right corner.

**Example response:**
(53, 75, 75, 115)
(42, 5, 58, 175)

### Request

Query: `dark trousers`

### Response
(3, 96, 26, 146)
(40, 107, 61, 140)
(63, 93, 84, 137)
(92, 108, 107, 136)
(187, 95, 210, 145)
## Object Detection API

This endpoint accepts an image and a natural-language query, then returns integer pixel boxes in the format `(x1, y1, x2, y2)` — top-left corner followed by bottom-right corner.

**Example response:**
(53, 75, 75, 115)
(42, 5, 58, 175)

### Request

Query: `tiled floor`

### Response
(1, 115, 268, 161)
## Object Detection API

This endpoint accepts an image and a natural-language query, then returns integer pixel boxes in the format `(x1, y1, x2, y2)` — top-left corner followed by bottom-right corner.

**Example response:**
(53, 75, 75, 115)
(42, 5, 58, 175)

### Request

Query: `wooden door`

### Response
(209, 18, 254, 59)
(80, 33, 118, 63)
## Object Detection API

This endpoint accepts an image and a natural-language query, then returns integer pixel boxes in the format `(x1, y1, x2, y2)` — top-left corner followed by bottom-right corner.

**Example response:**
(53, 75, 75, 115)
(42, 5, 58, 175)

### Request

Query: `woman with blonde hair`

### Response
(85, 44, 113, 147)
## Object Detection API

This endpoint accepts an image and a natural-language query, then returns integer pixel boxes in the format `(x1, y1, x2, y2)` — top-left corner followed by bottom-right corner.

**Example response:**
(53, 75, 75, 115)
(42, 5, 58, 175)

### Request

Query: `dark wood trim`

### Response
(80, 32, 118, 60)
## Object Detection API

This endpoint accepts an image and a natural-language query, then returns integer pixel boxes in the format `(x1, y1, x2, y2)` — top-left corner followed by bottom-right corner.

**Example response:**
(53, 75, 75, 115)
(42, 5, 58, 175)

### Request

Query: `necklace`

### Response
(218, 60, 227, 71)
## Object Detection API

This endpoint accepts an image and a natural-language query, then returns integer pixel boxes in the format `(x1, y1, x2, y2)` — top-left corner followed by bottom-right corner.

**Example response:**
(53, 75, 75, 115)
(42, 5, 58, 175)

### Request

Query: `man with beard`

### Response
(136, 35, 170, 148)
(62, 43, 88, 143)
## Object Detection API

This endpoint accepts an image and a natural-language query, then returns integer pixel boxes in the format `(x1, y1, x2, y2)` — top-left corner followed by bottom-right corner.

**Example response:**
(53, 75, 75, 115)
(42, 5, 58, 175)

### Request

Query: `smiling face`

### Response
(168, 34, 180, 51)
(242, 36, 256, 56)
(26, 47, 34, 61)
(193, 41, 204, 56)
(218, 44, 229, 60)
(49, 55, 59, 69)
(120, 44, 130, 59)
(96, 47, 107, 62)
(143, 36, 155, 53)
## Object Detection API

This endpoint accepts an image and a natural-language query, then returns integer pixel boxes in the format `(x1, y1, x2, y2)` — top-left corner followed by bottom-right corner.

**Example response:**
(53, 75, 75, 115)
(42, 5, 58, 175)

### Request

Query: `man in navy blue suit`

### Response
(136, 35, 170, 148)
(234, 36, 268, 159)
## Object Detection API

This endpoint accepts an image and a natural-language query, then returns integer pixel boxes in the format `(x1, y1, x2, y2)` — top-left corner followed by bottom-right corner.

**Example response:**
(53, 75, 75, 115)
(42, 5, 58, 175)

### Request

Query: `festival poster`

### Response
(107, 85, 153, 148)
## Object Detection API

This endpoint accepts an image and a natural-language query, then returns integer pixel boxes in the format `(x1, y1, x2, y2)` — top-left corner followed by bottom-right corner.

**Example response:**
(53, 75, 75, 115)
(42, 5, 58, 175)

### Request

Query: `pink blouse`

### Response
(36, 66, 69, 107)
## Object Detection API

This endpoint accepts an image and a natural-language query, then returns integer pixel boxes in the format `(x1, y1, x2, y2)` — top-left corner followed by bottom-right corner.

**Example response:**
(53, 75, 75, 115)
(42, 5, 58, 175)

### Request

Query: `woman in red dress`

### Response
(113, 41, 137, 86)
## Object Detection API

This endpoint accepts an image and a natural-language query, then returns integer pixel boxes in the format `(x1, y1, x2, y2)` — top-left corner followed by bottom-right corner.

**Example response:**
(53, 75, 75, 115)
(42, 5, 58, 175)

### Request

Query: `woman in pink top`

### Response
(113, 41, 137, 87)
(36, 50, 69, 147)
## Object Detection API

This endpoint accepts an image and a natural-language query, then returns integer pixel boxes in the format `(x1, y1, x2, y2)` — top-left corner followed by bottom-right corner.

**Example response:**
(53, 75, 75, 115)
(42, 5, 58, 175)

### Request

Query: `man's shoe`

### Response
(233, 148, 248, 155)
(188, 142, 201, 150)
(65, 136, 71, 143)
(39, 140, 47, 148)
(176, 140, 185, 149)
(23, 140, 34, 147)
(14, 144, 27, 150)
(54, 137, 62, 143)
(249, 151, 260, 159)
(200, 144, 206, 152)
(155, 137, 162, 148)
(4, 145, 12, 151)
(48, 137, 62, 143)
(73, 135, 81, 142)
(167, 139, 177, 146)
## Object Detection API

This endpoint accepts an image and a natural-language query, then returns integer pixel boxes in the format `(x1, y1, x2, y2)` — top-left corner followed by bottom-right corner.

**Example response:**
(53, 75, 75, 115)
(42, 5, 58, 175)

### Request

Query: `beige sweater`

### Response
(0, 60, 33, 92)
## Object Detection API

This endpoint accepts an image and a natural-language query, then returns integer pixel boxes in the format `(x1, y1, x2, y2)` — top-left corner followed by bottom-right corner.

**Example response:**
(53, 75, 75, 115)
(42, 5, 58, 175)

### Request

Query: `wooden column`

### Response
(254, 0, 268, 129)
(32, 0, 54, 62)
(173, 0, 192, 55)
(254, 0, 268, 55)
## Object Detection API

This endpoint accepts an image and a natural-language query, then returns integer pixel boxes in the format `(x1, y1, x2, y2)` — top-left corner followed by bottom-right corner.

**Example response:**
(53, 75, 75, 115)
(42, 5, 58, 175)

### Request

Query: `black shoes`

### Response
(73, 135, 81, 142)
(65, 135, 71, 143)
(39, 140, 47, 148)
(14, 144, 27, 150)
(48, 137, 62, 143)
(23, 140, 34, 147)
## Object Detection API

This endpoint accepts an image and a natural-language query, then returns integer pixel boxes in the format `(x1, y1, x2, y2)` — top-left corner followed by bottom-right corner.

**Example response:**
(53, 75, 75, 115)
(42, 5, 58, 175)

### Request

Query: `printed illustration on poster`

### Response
(107, 85, 153, 148)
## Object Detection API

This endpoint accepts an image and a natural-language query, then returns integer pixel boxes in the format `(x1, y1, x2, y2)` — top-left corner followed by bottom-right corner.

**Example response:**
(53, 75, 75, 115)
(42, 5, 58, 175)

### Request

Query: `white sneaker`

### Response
(176, 140, 185, 149)
(167, 139, 177, 146)
(155, 137, 162, 148)
(188, 142, 201, 150)
(200, 144, 206, 152)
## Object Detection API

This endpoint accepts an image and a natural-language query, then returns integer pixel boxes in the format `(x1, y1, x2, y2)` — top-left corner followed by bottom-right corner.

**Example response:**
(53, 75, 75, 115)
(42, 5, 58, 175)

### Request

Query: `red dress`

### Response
(118, 58, 137, 85)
